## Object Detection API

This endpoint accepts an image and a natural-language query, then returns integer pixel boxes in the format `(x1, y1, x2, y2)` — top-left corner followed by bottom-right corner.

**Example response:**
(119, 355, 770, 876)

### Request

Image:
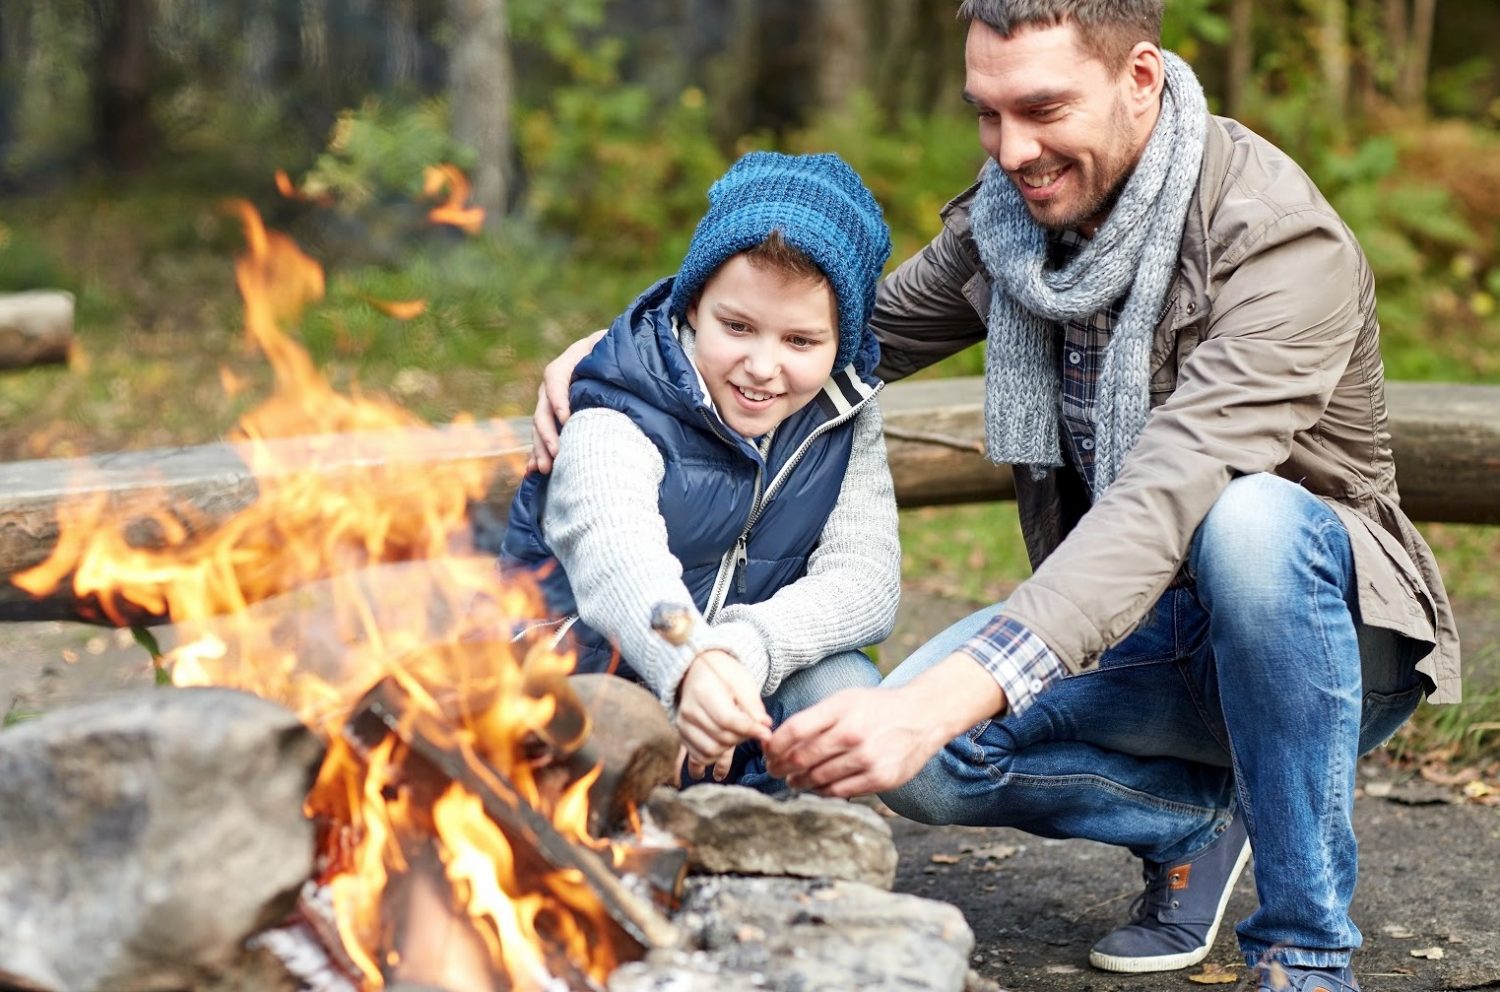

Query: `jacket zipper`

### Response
(700, 381, 883, 623)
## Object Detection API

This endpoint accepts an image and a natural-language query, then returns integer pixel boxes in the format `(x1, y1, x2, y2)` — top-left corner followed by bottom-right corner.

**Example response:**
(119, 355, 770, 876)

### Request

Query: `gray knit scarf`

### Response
(970, 52, 1207, 499)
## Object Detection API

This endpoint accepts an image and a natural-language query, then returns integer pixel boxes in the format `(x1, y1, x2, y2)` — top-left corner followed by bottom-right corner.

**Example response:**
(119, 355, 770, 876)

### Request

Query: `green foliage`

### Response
(0, 224, 72, 292)
(1161, 0, 1231, 61)
(297, 100, 471, 210)
(519, 80, 726, 271)
(787, 95, 986, 263)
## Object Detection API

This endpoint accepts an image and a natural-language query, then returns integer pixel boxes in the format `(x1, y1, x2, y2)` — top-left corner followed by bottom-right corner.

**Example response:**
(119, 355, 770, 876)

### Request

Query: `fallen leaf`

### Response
(1420, 763, 1479, 786)
(1462, 780, 1494, 799)
(1364, 781, 1394, 798)
(1188, 962, 1241, 984)
(930, 853, 962, 864)
(1043, 964, 1081, 975)
(967, 842, 1021, 861)
(1410, 946, 1445, 960)
(1381, 923, 1417, 938)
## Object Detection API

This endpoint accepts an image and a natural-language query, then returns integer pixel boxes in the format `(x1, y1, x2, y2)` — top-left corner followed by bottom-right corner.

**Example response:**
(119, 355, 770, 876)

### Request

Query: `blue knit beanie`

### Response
(669, 151, 892, 370)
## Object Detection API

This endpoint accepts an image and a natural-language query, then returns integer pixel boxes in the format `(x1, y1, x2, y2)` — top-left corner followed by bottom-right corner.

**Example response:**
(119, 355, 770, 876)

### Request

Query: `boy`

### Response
(502, 151, 899, 785)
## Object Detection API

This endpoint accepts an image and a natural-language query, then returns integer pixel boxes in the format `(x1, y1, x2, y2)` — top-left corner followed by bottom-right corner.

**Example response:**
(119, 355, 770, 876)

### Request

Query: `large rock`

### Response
(0, 687, 324, 991)
(646, 785, 898, 889)
(569, 673, 680, 837)
(609, 875, 974, 992)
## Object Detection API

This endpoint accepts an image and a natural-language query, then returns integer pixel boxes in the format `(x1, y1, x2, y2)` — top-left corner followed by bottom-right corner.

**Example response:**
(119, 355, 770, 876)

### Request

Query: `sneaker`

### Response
(1257, 962, 1359, 991)
(1088, 814, 1252, 973)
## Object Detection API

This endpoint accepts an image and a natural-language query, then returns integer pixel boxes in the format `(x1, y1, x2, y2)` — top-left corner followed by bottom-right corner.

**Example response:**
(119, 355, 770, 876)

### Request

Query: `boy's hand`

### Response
(527, 329, 606, 474)
(674, 650, 772, 780)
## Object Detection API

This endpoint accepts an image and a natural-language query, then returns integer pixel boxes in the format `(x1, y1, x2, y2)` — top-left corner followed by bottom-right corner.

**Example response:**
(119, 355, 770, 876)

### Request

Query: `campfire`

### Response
(12, 179, 673, 990)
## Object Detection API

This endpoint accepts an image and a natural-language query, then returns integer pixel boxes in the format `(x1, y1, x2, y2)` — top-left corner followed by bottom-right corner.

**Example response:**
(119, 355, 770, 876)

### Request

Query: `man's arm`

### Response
(527, 328, 606, 474)
(869, 188, 989, 381)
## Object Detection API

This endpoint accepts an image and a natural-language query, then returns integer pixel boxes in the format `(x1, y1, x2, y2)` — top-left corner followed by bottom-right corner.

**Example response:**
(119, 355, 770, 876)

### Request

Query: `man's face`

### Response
(964, 19, 1159, 233)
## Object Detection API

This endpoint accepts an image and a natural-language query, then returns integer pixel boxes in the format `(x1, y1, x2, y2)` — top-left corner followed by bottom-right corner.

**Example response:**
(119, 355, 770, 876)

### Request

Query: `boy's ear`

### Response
(685, 297, 700, 330)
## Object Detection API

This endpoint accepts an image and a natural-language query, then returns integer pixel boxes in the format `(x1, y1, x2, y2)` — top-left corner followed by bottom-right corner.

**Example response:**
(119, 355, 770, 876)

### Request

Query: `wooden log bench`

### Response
(1, 377, 1495, 622)
(0, 291, 75, 370)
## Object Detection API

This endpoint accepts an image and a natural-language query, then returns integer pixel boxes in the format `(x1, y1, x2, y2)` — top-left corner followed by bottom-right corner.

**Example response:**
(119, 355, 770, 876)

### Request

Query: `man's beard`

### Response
(1024, 97, 1138, 232)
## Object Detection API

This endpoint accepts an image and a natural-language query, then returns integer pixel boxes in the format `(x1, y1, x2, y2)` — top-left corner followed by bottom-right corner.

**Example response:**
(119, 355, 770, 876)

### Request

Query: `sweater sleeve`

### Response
(713, 401, 902, 693)
(543, 408, 766, 705)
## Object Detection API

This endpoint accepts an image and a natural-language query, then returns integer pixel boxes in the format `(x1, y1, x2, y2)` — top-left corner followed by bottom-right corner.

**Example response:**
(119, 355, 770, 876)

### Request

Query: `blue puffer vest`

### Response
(501, 276, 882, 676)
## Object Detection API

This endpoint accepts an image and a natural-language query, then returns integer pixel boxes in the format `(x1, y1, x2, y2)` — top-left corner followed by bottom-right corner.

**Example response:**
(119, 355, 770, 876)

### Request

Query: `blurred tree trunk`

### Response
(1398, 0, 1435, 110)
(815, 0, 868, 112)
(448, 0, 513, 223)
(873, 0, 965, 122)
(92, 0, 157, 172)
(1225, 0, 1254, 117)
(1312, 0, 1351, 124)
(1383, 0, 1435, 110)
(0, 4, 15, 178)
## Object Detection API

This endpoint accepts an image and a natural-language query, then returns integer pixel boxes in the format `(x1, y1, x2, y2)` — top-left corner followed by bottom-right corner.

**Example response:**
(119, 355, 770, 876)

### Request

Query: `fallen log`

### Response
(0, 291, 74, 369)
(0, 377, 1495, 621)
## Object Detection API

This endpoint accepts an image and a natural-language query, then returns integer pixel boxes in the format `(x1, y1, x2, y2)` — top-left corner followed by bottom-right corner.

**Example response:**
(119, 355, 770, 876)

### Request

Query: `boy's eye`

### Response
(724, 320, 750, 334)
(788, 336, 814, 350)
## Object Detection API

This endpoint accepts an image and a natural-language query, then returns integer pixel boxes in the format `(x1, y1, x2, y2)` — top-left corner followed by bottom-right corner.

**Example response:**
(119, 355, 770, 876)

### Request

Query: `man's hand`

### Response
(764, 685, 945, 796)
(765, 653, 1007, 798)
(527, 329, 606, 474)
(675, 650, 773, 780)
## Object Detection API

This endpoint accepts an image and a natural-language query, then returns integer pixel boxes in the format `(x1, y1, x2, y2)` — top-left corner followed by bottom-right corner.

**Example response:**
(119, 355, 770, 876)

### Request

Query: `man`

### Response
(529, 3, 1460, 990)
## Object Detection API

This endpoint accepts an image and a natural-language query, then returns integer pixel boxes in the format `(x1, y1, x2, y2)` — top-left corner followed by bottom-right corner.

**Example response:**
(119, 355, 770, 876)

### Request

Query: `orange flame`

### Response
(368, 297, 428, 320)
(14, 197, 622, 989)
(422, 164, 486, 235)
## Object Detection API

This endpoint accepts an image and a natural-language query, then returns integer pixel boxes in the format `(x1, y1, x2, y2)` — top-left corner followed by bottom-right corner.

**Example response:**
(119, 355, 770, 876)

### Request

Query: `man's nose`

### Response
(997, 123, 1042, 174)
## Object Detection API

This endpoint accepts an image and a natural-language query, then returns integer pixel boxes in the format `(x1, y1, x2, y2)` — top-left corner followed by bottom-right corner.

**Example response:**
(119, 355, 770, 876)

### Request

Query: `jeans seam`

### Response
(1311, 516, 1359, 949)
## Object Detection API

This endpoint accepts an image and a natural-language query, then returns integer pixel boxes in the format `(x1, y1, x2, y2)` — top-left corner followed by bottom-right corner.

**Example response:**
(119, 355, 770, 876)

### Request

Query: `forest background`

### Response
(1, 0, 1498, 765)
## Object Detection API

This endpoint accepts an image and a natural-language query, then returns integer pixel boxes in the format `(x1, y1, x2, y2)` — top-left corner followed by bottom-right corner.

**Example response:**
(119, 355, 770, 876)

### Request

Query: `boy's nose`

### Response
(742, 342, 778, 380)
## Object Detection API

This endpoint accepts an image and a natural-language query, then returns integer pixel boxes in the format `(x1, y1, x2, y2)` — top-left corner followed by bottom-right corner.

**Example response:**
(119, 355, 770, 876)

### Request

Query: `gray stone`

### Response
(608, 876, 974, 992)
(646, 786, 898, 890)
(0, 686, 324, 991)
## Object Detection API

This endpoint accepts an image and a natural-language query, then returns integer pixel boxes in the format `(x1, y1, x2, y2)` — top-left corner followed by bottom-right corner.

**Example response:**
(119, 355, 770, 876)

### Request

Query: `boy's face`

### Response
(688, 254, 838, 439)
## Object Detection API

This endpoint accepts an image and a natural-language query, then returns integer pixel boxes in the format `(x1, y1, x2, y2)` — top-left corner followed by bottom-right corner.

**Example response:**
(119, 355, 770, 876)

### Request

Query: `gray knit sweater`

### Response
(544, 400, 901, 704)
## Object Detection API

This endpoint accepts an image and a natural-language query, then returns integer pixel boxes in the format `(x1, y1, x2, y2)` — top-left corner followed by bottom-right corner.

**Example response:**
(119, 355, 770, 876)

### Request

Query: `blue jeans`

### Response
(879, 474, 1427, 969)
(683, 649, 881, 792)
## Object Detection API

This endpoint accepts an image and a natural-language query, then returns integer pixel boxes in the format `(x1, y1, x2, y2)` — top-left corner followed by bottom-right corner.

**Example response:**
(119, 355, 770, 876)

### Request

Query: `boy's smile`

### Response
(688, 254, 839, 439)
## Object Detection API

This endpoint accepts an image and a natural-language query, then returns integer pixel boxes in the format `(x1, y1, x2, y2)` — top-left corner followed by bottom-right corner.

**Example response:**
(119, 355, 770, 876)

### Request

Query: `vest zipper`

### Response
(700, 380, 882, 623)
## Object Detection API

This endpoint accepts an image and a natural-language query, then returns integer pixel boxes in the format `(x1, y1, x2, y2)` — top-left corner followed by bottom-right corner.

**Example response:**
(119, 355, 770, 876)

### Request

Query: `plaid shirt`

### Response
(957, 229, 1126, 717)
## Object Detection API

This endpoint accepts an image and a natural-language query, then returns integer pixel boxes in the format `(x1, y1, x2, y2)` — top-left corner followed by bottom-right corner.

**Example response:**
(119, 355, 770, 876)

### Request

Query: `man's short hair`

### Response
(957, 0, 1163, 70)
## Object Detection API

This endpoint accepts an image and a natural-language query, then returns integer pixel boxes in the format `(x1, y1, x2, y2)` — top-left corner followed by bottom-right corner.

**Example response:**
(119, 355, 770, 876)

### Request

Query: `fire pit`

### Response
(2, 188, 978, 992)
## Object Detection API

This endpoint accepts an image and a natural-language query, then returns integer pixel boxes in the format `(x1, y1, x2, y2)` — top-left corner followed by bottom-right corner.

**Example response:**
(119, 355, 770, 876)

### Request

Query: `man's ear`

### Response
(1124, 42, 1166, 118)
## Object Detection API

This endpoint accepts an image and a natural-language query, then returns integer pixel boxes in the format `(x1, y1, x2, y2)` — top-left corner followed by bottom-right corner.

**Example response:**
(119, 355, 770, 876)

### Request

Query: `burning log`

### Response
(0, 291, 73, 370)
(341, 678, 682, 961)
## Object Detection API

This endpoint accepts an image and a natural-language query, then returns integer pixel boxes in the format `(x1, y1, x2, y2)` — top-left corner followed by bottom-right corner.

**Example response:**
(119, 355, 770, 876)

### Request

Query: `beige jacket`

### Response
(871, 115, 1460, 702)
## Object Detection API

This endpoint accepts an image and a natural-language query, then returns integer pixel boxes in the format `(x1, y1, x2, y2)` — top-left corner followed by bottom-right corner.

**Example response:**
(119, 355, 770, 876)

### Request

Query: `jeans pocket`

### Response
(1358, 683, 1425, 754)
